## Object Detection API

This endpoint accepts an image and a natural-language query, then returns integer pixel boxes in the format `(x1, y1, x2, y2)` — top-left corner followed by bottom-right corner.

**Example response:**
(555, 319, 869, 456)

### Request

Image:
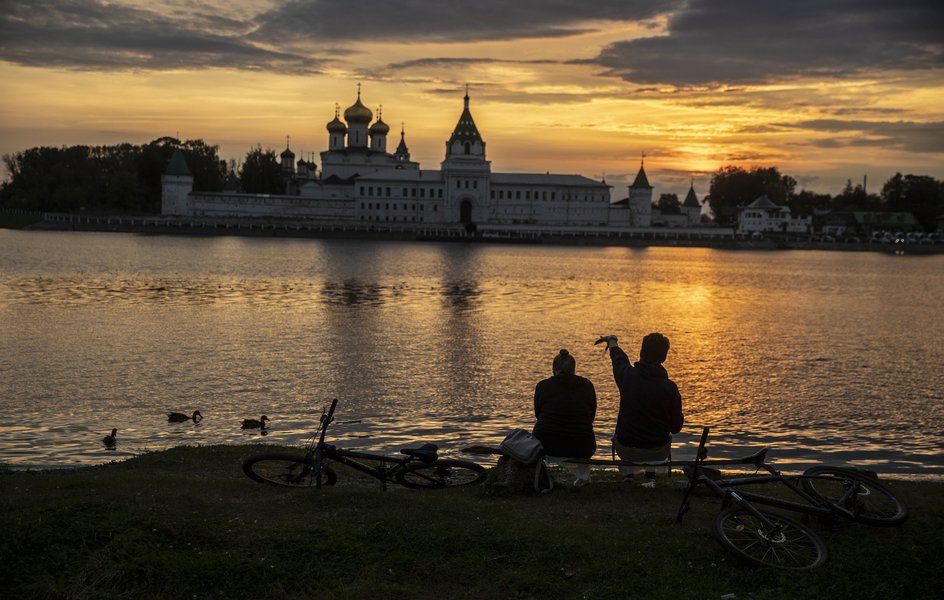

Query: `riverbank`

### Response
(2, 445, 940, 599)
(6, 210, 942, 253)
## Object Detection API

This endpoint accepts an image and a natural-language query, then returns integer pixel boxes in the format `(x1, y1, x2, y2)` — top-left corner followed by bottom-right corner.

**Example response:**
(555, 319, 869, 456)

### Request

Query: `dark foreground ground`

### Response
(2, 445, 941, 600)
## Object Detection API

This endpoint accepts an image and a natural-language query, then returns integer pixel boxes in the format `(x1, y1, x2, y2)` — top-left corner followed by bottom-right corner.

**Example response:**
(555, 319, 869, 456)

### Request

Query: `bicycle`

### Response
(675, 427, 908, 570)
(243, 398, 487, 490)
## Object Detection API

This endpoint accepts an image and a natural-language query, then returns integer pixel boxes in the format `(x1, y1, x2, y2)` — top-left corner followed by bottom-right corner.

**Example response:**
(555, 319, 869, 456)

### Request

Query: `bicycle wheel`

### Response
(243, 453, 337, 488)
(396, 459, 487, 489)
(801, 466, 908, 526)
(714, 508, 828, 570)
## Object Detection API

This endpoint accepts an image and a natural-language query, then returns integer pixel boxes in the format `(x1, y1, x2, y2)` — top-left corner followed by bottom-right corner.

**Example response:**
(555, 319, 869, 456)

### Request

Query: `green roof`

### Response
(223, 171, 239, 191)
(630, 164, 651, 189)
(448, 93, 482, 144)
(682, 185, 700, 207)
(165, 150, 191, 176)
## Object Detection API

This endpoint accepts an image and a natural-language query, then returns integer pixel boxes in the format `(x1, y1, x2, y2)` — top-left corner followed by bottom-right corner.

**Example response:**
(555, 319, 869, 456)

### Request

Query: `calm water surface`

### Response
(1, 230, 942, 476)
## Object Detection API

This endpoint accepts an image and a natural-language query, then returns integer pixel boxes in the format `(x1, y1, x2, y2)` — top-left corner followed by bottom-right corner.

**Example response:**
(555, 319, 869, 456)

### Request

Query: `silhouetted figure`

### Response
(596, 333, 683, 488)
(168, 410, 202, 423)
(242, 416, 269, 429)
(532, 349, 597, 487)
(102, 428, 117, 448)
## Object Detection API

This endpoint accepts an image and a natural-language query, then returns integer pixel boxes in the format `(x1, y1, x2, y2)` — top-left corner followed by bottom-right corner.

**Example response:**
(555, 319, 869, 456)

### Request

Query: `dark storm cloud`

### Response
(0, 0, 317, 72)
(250, 0, 679, 43)
(596, 0, 944, 86)
(791, 119, 944, 153)
(0, 0, 679, 72)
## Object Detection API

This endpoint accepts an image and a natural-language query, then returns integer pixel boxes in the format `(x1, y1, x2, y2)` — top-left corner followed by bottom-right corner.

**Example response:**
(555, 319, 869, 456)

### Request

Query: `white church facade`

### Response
(163, 89, 704, 230)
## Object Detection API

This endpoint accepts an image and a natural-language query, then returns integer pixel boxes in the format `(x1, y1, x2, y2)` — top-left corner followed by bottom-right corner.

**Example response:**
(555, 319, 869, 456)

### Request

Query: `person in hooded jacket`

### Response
(532, 349, 597, 486)
(596, 333, 684, 488)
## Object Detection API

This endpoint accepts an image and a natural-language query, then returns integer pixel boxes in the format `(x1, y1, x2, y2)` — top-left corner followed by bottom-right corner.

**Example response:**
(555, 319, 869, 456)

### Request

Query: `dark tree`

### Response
(239, 147, 283, 194)
(656, 193, 680, 213)
(832, 179, 881, 211)
(788, 190, 831, 217)
(180, 139, 227, 193)
(882, 173, 944, 230)
(1, 137, 226, 213)
(706, 166, 796, 225)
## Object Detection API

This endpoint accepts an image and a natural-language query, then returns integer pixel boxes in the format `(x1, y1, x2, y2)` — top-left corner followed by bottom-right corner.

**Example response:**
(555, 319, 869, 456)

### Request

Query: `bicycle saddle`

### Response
(743, 447, 769, 466)
(400, 443, 439, 463)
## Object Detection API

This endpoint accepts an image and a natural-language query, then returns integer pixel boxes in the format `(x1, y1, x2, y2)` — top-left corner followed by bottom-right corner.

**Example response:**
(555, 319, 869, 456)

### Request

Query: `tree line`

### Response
(0, 138, 230, 214)
(2, 141, 942, 229)
(699, 166, 943, 231)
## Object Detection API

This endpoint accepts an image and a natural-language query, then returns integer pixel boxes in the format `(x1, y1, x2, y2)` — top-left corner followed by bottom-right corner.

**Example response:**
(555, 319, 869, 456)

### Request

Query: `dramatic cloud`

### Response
(0, 1, 313, 72)
(596, 0, 944, 86)
(790, 120, 944, 153)
(250, 0, 678, 44)
(0, 0, 679, 72)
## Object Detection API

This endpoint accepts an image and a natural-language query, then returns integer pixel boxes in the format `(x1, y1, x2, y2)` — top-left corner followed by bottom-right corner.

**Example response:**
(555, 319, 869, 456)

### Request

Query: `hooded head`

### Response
(640, 333, 670, 364)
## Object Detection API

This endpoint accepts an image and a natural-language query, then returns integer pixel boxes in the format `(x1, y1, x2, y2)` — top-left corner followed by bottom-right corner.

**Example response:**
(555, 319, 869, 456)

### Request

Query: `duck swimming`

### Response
(168, 410, 203, 423)
(241, 415, 269, 429)
(102, 428, 117, 448)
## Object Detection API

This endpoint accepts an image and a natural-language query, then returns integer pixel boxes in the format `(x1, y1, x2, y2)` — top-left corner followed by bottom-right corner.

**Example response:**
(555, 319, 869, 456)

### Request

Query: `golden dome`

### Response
(343, 93, 372, 124)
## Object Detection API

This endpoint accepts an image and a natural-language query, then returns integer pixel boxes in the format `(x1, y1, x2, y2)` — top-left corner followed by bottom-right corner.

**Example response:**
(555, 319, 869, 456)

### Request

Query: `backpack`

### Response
(496, 429, 554, 493)
(499, 429, 543, 464)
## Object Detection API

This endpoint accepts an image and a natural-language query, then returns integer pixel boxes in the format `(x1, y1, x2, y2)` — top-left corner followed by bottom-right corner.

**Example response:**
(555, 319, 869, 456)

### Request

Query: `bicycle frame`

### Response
(675, 427, 858, 524)
(308, 398, 435, 490)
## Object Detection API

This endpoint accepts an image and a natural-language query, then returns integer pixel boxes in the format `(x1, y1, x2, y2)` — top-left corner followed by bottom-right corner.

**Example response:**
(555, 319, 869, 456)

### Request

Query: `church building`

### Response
(163, 88, 702, 230)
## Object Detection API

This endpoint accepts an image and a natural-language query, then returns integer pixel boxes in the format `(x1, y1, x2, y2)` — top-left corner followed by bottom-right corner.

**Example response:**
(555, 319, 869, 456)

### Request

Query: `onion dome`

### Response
(369, 106, 390, 135)
(280, 146, 295, 160)
(343, 86, 373, 124)
(327, 104, 347, 133)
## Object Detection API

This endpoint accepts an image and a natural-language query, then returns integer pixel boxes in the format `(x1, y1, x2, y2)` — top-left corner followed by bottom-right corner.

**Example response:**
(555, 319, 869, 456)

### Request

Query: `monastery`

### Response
(162, 88, 703, 230)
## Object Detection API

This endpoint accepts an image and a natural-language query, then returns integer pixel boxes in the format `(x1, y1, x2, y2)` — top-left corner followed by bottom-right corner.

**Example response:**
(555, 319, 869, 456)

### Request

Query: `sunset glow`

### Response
(1, 0, 941, 200)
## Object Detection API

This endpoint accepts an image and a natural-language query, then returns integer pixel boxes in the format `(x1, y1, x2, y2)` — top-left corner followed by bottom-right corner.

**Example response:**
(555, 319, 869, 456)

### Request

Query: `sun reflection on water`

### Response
(1, 232, 942, 476)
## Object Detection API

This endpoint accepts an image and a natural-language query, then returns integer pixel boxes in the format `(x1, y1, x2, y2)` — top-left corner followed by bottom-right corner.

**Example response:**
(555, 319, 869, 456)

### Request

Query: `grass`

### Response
(2, 445, 941, 600)
(0, 213, 44, 229)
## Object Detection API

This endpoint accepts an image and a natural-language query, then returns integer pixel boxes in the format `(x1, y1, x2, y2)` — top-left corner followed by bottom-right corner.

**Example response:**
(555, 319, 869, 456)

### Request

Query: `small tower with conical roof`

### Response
(628, 156, 653, 227)
(394, 122, 411, 164)
(441, 87, 491, 228)
(682, 179, 701, 225)
(161, 149, 193, 215)
(369, 105, 390, 152)
(444, 87, 486, 160)
(344, 84, 373, 148)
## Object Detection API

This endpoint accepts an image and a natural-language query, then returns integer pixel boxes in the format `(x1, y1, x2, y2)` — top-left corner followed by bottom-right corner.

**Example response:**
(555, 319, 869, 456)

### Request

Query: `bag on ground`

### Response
(499, 429, 544, 464)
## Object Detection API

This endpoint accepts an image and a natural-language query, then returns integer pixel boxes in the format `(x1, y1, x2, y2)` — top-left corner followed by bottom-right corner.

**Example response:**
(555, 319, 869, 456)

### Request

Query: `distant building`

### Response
(162, 87, 718, 233)
(612, 176, 703, 228)
(817, 211, 921, 237)
(737, 194, 811, 234)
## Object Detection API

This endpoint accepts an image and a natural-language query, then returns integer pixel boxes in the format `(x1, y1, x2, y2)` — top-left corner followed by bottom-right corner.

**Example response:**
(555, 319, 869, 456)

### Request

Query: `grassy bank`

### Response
(2, 446, 941, 600)
(0, 212, 44, 229)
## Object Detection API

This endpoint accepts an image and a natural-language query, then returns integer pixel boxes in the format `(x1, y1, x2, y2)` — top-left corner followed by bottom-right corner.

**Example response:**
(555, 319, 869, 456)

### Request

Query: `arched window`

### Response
(464, 142, 471, 155)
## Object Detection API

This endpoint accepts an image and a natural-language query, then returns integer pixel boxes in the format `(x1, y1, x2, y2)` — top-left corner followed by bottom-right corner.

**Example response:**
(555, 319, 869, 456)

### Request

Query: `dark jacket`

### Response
(610, 346, 684, 448)
(532, 374, 597, 458)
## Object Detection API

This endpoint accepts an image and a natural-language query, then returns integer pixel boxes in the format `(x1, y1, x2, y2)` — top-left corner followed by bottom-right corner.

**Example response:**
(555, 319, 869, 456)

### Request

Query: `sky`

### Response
(1, 0, 942, 202)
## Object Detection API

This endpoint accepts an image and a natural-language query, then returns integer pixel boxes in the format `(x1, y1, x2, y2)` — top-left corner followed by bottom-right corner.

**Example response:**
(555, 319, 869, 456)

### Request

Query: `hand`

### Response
(594, 335, 618, 349)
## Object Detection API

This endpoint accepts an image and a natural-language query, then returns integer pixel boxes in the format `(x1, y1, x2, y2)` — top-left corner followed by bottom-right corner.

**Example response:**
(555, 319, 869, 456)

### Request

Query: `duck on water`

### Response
(102, 428, 117, 448)
(241, 416, 269, 429)
(168, 410, 203, 423)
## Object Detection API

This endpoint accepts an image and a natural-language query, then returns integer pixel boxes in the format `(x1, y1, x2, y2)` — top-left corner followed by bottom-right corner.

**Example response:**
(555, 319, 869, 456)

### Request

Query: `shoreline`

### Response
(12, 212, 944, 254)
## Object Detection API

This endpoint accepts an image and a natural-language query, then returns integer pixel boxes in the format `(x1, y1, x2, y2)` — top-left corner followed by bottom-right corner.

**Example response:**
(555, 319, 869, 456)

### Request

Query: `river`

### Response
(1, 229, 941, 477)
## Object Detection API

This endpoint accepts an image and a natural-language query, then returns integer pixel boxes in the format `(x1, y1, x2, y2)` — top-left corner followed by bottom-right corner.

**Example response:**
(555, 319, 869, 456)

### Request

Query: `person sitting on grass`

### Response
(596, 333, 684, 488)
(532, 349, 597, 487)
